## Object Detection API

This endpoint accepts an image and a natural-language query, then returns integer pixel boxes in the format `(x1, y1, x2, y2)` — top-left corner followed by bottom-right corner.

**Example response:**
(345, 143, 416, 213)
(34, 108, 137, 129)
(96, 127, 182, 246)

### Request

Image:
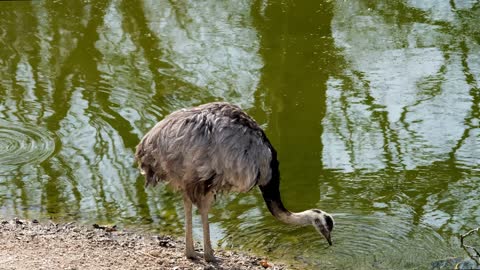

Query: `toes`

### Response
(186, 251, 197, 260)
(204, 254, 216, 262)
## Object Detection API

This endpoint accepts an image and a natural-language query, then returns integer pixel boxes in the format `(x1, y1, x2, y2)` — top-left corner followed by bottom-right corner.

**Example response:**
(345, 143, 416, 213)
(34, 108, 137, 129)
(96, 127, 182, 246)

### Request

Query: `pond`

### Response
(0, 1, 479, 269)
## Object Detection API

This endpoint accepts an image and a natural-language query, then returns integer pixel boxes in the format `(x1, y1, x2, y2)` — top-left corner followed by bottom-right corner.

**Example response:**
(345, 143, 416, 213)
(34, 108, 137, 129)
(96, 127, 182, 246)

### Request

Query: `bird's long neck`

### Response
(259, 148, 310, 226)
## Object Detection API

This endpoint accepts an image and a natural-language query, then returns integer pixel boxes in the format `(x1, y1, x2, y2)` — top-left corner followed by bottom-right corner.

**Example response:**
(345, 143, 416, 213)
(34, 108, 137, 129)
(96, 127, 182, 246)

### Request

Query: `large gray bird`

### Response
(135, 102, 334, 262)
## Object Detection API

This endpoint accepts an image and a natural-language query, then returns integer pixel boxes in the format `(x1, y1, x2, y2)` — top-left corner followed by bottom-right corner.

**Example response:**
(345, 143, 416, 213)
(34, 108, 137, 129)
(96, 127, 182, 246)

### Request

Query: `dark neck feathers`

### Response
(259, 143, 292, 219)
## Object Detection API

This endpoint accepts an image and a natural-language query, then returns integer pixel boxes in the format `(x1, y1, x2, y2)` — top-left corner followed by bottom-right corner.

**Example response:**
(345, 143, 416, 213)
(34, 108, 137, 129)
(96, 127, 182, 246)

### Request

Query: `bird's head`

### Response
(307, 209, 334, 245)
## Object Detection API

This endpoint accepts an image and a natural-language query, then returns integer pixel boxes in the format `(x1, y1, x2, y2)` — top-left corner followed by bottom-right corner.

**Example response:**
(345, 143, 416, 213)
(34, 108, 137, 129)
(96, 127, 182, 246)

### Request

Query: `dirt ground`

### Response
(0, 219, 286, 270)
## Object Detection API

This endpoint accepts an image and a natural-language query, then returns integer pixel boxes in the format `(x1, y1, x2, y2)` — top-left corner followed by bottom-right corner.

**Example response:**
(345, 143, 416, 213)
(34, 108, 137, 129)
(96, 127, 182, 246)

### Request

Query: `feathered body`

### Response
(135, 102, 275, 203)
(135, 102, 333, 262)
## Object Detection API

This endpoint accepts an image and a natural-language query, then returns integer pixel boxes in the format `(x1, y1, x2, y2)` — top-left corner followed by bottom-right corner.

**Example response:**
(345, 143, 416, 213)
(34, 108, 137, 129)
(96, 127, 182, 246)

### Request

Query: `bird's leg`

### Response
(183, 195, 195, 259)
(199, 192, 215, 262)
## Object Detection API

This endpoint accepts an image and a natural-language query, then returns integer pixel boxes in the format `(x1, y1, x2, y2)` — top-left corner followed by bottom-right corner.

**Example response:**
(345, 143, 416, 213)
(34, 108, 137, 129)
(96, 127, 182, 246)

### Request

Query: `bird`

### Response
(135, 102, 334, 262)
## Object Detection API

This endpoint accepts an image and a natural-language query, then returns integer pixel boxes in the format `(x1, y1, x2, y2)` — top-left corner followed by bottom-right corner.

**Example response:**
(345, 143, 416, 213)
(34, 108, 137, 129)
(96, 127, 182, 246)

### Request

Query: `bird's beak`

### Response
(326, 235, 332, 246)
(322, 230, 332, 246)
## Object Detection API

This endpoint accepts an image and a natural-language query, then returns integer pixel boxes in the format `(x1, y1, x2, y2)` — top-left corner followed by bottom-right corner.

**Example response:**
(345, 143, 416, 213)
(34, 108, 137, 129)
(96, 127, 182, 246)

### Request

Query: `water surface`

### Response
(0, 1, 479, 269)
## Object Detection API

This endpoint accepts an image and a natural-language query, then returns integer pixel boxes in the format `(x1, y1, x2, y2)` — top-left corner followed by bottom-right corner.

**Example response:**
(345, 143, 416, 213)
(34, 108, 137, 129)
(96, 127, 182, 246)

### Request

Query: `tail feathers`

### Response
(135, 139, 163, 187)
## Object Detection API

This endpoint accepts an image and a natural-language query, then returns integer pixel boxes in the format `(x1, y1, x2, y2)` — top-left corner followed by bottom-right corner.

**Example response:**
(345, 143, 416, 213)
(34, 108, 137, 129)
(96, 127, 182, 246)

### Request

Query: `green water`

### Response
(1, 0, 479, 269)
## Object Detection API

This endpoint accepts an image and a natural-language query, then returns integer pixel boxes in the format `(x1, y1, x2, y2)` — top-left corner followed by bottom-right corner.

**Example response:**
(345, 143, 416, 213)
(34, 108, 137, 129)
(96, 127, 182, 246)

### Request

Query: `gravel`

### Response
(0, 219, 286, 270)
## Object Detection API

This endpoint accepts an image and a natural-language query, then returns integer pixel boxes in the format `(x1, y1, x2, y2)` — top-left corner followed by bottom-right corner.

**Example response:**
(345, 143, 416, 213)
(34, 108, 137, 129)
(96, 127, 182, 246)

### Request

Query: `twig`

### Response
(460, 227, 480, 265)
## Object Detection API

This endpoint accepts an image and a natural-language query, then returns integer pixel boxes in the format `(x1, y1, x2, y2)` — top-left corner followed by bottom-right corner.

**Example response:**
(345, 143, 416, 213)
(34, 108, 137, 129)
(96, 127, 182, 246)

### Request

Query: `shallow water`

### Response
(0, 1, 479, 269)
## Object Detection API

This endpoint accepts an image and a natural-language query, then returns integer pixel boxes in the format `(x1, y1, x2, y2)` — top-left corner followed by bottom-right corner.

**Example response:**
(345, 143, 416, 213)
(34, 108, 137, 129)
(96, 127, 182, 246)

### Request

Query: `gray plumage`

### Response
(135, 102, 334, 262)
(136, 102, 271, 202)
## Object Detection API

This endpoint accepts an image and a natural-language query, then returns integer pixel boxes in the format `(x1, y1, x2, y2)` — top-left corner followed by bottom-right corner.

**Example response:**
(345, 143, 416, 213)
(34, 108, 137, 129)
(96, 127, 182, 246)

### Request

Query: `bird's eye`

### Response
(314, 218, 321, 225)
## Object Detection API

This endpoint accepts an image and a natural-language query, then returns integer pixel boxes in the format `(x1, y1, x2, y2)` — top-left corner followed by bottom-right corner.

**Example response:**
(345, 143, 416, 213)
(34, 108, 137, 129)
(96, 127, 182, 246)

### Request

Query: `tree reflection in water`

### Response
(0, 0, 478, 268)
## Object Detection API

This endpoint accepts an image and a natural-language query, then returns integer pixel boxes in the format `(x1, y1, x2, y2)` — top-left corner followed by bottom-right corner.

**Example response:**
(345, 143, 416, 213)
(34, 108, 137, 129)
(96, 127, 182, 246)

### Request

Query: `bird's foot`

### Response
(185, 250, 197, 260)
(203, 252, 216, 263)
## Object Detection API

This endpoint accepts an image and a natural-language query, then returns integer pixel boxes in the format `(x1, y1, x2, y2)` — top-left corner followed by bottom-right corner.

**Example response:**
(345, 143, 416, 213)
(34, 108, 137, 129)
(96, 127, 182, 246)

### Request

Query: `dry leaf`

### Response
(260, 259, 271, 269)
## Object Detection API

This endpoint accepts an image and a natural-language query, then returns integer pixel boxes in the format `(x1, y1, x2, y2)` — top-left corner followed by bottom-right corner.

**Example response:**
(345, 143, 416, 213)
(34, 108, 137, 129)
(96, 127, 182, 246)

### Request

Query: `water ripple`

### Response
(0, 122, 55, 169)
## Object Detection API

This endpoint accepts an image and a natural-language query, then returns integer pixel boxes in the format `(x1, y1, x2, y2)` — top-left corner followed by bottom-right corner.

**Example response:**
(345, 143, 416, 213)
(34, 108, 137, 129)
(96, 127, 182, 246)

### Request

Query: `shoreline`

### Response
(0, 218, 286, 270)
